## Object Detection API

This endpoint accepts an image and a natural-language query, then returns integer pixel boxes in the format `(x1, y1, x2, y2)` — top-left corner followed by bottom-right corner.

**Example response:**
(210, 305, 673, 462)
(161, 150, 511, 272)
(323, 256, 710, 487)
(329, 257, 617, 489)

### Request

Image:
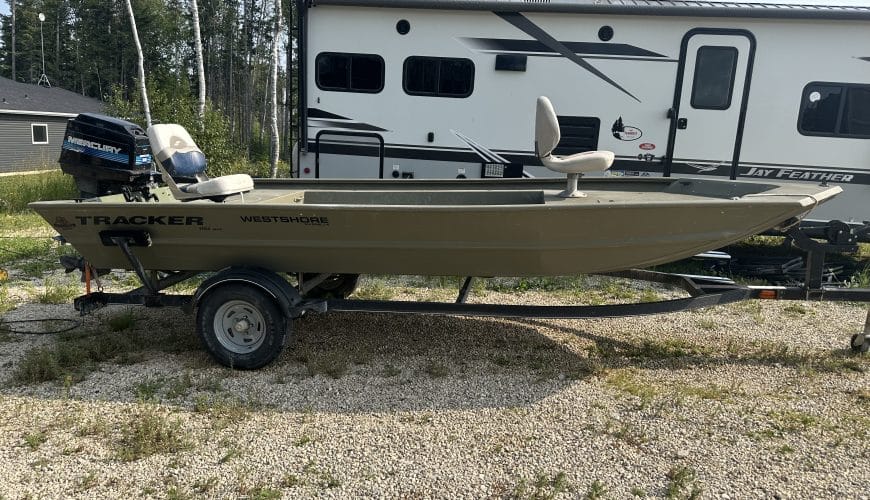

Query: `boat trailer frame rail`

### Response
(71, 225, 870, 354)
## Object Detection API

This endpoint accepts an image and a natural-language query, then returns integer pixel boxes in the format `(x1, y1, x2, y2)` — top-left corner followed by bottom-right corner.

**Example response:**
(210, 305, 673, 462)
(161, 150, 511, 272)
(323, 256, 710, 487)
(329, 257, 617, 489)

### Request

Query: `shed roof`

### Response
(310, 0, 870, 20)
(0, 76, 104, 117)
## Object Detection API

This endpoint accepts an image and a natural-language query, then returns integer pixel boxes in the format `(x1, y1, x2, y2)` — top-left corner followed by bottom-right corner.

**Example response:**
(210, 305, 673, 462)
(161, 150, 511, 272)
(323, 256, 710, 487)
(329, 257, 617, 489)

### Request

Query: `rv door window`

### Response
(403, 57, 474, 98)
(690, 46, 738, 110)
(799, 82, 870, 138)
(315, 52, 384, 93)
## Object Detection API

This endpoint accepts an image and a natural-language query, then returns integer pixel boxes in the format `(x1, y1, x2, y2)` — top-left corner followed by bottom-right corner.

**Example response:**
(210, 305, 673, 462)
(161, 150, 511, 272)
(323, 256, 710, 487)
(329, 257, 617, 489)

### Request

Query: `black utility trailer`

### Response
(65, 225, 870, 370)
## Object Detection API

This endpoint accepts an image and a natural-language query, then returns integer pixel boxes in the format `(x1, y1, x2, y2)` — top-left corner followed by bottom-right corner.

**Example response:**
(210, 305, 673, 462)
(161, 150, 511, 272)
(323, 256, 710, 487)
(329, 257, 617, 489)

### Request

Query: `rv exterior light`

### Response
(808, 91, 822, 103)
(598, 25, 614, 42)
(396, 19, 410, 35)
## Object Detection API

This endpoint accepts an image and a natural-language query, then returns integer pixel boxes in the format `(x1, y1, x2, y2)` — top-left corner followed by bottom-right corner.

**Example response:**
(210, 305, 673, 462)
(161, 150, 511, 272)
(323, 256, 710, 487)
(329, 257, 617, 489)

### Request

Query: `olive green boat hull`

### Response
(30, 177, 841, 277)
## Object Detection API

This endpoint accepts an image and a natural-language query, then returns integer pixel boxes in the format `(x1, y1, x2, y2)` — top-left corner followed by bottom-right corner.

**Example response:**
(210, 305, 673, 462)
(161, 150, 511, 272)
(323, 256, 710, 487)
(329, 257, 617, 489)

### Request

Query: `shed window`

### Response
(315, 52, 384, 93)
(690, 46, 738, 110)
(31, 124, 49, 144)
(403, 57, 474, 98)
(799, 82, 870, 138)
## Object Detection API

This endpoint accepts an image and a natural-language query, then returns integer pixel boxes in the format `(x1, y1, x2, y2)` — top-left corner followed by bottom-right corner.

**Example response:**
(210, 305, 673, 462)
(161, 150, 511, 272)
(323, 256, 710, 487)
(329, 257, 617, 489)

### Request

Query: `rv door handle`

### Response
(677, 118, 688, 130)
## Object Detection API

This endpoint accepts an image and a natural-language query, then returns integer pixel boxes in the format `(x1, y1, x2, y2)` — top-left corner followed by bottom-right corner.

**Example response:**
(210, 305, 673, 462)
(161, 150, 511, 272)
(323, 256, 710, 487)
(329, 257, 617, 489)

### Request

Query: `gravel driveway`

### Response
(0, 278, 868, 499)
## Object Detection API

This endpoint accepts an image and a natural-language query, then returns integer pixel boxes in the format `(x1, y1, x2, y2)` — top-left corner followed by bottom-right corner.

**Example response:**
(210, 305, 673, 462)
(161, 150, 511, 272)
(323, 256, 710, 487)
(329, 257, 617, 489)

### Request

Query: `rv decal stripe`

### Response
(460, 37, 668, 58)
(451, 129, 511, 164)
(615, 161, 870, 185)
(495, 12, 641, 103)
(309, 119, 388, 132)
(309, 141, 543, 166)
(307, 108, 350, 120)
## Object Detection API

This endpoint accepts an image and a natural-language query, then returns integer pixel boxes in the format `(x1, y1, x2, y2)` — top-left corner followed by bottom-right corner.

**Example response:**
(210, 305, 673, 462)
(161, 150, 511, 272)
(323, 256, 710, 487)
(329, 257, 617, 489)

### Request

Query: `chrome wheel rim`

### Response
(213, 300, 267, 354)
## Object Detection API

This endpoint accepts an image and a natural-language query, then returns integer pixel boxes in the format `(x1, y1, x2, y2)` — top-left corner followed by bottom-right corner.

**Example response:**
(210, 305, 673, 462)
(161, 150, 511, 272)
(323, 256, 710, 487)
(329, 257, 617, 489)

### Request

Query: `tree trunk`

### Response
(124, 0, 152, 127)
(268, 0, 282, 177)
(191, 0, 206, 126)
(10, 0, 16, 80)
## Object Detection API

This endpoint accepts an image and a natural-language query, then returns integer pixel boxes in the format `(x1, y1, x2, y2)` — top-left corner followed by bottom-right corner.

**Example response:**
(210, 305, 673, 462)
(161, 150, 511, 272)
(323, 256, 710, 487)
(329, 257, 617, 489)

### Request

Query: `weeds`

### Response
(380, 363, 401, 377)
(23, 430, 47, 450)
(218, 447, 240, 464)
(108, 309, 138, 332)
(423, 360, 449, 378)
(603, 419, 649, 446)
(306, 351, 349, 379)
(134, 377, 166, 401)
(116, 410, 190, 461)
(604, 369, 659, 400)
(512, 472, 571, 499)
(585, 479, 608, 500)
(0, 171, 77, 213)
(193, 394, 251, 429)
(36, 279, 78, 304)
(79, 472, 98, 491)
(665, 466, 702, 500)
(352, 281, 395, 300)
(12, 329, 139, 384)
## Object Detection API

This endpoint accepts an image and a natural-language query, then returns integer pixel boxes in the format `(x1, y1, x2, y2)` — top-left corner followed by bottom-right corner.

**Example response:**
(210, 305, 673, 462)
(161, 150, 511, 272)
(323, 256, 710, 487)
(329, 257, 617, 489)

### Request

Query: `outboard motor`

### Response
(59, 113, 154, 197)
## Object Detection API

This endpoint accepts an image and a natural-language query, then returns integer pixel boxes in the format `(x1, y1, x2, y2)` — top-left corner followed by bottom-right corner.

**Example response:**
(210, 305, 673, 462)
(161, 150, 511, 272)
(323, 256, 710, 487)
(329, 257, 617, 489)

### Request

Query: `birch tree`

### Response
(268, 0, 281, 177)
(10, 0, 15, 80)
(190, 0, 205, 125)
(124, 0, 151, 127)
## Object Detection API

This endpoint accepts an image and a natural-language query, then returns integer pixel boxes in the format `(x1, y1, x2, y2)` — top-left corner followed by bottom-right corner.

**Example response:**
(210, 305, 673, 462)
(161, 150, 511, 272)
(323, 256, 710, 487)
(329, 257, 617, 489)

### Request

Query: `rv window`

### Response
(315, 52, 384, 93)
(403, 57, 474, 98)
(842, 86, 870, 136)
(800, 85, 843, 135)
(798, 82, 870, 138)
(31, 124, 48, 144)
(690, 46, 738, 110)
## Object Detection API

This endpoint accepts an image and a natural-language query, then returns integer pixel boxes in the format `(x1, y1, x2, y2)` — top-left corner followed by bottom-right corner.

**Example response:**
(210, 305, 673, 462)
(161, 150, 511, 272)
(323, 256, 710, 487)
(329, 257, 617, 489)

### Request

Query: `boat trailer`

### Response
(67, 225, 870, 369)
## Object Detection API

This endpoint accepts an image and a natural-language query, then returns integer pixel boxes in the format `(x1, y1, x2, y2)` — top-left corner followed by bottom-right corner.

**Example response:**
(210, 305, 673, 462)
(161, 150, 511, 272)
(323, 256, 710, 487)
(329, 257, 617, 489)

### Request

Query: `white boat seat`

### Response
(180, 174, 254, 197)
(147, 124, 209, 182)
(147, 124, 253, 200)
(535, 96, 615, 198)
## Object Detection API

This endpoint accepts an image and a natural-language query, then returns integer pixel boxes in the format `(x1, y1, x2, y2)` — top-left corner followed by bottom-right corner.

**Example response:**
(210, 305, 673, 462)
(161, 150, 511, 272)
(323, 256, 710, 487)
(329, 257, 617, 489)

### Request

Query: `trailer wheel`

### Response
(302, 273, 360, 299)
(196, 284, 288, 369)
(850, 333, 869, 354)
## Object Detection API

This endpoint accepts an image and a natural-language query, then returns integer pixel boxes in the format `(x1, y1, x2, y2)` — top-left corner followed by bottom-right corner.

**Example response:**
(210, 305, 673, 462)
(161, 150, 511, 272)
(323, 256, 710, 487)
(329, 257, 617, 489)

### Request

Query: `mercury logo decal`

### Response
(65, 136, 122, 155)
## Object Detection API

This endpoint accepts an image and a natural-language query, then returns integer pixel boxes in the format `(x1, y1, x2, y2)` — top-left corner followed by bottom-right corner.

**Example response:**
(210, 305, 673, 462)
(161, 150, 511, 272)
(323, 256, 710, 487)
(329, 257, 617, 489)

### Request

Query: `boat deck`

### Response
(210, 177, 800, 208)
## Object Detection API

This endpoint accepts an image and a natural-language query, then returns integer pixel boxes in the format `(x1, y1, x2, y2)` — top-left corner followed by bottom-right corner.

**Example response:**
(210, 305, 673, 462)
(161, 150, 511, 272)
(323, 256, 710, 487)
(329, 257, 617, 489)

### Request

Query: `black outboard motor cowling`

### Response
(59, 113, 154, 197)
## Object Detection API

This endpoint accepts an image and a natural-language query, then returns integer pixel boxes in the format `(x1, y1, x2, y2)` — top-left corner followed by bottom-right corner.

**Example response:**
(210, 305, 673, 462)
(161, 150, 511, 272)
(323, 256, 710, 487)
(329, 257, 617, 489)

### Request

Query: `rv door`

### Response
(670, 32, 754, 179)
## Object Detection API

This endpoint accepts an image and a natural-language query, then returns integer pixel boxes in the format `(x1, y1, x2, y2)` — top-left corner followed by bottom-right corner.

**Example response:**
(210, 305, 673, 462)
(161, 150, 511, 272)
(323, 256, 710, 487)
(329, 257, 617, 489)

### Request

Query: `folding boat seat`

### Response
(147, 124, 253, 200)
(535, 96, 614, 197)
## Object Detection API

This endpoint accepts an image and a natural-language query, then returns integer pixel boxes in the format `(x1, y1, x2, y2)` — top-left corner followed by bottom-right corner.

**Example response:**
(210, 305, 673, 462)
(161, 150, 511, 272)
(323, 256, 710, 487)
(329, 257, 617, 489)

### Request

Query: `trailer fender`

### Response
(190, 267, 302, 318)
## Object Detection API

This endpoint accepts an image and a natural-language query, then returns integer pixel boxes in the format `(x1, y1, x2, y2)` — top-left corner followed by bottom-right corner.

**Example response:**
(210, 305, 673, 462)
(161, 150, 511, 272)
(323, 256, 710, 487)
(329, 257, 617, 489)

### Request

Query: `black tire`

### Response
(850, 333, 869, 354)
(302, 273, 360, 299)
(196, 284, 288, 369)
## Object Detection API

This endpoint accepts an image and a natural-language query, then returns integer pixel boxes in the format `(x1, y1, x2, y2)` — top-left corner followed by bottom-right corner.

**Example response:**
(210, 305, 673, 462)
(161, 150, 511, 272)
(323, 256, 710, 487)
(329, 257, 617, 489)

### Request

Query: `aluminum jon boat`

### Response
(30, 176, 841, 277)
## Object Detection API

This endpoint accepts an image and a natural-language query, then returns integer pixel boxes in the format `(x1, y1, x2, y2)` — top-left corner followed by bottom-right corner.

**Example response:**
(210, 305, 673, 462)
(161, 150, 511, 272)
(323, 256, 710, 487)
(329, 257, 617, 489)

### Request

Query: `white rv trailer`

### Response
(293, 0, 870, 226)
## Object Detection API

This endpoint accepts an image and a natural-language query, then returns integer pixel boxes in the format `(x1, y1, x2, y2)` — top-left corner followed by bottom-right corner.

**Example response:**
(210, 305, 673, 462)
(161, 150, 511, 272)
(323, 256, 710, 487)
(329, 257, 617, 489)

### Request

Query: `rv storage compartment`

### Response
(59, 113, 153, 197)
